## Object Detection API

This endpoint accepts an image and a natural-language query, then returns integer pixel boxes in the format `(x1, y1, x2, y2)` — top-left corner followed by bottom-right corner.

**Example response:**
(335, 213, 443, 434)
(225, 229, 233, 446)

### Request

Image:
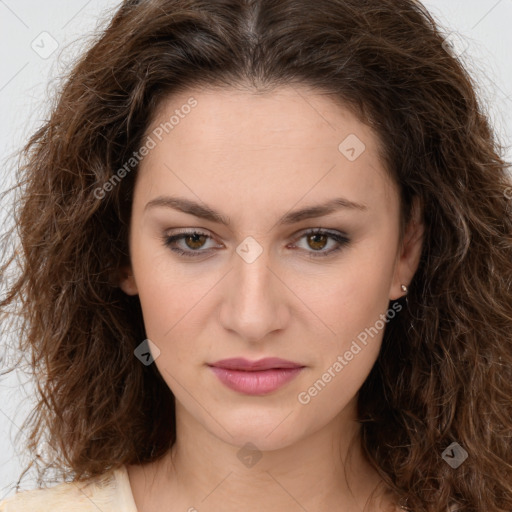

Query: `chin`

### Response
(206, 408, 307, 451)
(228, 431, 302, 453)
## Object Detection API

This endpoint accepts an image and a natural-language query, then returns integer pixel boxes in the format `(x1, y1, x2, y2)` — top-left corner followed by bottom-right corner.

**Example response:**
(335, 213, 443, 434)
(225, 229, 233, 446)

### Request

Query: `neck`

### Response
(129, 398, 393, 512)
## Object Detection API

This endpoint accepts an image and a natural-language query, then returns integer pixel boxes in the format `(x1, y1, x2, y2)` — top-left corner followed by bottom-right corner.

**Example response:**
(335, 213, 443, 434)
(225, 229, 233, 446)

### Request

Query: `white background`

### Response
(0, 0, 511, 498)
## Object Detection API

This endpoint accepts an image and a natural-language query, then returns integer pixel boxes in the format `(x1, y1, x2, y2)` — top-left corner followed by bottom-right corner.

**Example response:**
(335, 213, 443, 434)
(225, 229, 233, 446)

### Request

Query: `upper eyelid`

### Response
(164, 226, 346, 237)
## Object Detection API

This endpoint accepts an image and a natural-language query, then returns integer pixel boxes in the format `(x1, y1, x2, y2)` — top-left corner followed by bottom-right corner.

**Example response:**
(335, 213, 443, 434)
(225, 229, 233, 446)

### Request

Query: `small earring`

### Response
(401, 284, 410, 309)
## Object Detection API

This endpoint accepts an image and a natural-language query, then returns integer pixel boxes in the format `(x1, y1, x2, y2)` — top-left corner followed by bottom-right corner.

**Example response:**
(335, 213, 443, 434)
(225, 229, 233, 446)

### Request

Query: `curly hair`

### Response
(1, 0, 511, 510)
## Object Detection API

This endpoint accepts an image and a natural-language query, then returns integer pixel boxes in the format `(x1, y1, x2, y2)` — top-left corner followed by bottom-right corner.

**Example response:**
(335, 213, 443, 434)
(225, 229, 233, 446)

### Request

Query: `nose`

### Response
(218, 244, 290, 343)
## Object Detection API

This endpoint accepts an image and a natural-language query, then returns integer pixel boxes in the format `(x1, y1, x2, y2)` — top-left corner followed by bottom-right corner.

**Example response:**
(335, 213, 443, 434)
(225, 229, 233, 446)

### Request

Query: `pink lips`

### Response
(208, 357, 305, 395)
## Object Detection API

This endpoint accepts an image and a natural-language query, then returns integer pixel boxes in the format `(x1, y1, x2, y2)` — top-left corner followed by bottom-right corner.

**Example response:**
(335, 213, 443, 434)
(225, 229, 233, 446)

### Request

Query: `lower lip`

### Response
(209, 366, 304, 395)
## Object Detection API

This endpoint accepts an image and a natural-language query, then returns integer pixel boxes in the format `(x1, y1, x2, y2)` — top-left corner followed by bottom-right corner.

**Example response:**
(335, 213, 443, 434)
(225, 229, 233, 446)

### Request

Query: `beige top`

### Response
(0, 465, 138, 512)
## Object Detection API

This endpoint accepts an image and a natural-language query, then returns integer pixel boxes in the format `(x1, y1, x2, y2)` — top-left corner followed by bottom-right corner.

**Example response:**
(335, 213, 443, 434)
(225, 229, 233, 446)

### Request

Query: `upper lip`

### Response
(209, 357, 304, 371)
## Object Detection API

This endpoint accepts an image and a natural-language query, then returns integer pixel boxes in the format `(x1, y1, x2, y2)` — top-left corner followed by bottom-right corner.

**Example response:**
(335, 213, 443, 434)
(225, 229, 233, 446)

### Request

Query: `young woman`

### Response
(1, 0, 511, 511)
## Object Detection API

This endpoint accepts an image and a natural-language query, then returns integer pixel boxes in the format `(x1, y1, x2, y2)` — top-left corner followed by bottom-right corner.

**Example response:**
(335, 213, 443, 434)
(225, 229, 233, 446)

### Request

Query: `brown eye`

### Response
(306, 233, 329, 251)
(163, 230, 218, 258)
(291, 228, 350, 258)
(184, 233, 208, 250)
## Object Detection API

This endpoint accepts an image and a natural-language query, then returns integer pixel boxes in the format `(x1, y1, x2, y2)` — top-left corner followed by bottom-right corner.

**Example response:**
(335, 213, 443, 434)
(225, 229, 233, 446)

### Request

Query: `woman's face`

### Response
(120, 86, 423, 450)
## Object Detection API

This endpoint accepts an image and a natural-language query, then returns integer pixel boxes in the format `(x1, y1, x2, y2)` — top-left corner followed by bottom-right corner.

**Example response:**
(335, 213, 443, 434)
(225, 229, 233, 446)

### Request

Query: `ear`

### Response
(118, 264, 139, 296)
(389, 196, 424, 300)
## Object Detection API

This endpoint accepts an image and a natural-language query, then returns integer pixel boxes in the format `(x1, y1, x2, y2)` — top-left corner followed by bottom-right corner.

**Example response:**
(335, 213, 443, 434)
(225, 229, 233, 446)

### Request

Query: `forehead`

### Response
(145, 85, 375, 150)
(135, 86, 397, 222)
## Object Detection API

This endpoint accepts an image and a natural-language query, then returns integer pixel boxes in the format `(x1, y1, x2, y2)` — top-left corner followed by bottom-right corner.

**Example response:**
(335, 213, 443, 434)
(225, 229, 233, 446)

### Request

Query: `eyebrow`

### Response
(144, 195, 367, 226)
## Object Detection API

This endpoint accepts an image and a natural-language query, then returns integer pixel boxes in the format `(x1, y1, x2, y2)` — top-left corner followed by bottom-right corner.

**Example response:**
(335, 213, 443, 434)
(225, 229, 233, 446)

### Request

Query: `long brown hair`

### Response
(1, 1, 511, 510)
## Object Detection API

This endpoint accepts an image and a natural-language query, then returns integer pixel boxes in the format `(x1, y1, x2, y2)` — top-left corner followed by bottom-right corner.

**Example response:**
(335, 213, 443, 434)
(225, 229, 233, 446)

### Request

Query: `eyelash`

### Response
(162, 228, 350, 259)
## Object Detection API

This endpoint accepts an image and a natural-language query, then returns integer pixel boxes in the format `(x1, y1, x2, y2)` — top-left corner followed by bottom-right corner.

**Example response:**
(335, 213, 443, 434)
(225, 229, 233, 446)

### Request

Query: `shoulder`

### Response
(0, 465, 137, 512)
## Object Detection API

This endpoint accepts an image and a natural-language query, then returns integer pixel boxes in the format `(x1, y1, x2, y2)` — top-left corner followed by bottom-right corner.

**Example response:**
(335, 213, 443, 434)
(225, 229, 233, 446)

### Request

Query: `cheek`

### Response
(136, 269, 211, 344)
(291, 241, 397, 345)
(135, 277, 210, 386)
(128, 241, 198, 357)
(293, 261, 394, 420)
